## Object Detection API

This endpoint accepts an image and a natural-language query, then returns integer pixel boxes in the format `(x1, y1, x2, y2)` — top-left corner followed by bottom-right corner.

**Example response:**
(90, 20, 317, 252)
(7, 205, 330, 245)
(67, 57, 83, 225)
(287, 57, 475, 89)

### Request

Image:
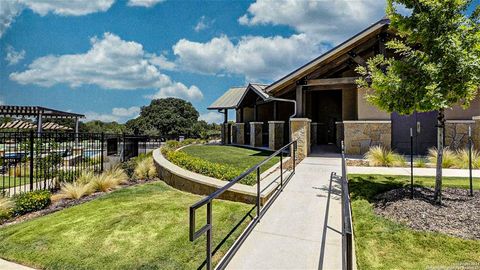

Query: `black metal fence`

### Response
(0, 131, 164, 196)
(189, 140, 297, 270)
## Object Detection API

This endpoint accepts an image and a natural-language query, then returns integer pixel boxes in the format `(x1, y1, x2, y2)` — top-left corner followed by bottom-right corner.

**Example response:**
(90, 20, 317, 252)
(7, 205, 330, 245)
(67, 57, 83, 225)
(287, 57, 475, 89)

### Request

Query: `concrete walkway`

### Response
(348, 165, 480, 177)
(0, 259, 35, 270)
(226, 156, 343, 270)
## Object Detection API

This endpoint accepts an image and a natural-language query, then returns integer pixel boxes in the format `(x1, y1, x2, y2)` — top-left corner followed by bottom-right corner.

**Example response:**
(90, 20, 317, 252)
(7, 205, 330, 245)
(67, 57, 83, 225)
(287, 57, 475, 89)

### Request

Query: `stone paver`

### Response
(226, 156, 343, 270)
(0, 259, 35, 270)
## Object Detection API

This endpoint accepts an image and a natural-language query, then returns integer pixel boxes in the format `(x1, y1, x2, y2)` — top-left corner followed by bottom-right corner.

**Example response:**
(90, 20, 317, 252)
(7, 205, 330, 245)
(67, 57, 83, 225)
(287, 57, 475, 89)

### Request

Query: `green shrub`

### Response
(165, 150, 256, 185)
(12, 190, 51, 216)
(122, 152, 152, 178)
(0, 196, 14, 221)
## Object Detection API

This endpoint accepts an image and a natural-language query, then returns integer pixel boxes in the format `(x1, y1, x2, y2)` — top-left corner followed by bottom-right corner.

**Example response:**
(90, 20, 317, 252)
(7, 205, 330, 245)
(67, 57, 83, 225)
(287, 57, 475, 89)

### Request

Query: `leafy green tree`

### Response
(126, 98, 199, 138)
(357, 0, 479, 203)
(82, 120, 126, 134)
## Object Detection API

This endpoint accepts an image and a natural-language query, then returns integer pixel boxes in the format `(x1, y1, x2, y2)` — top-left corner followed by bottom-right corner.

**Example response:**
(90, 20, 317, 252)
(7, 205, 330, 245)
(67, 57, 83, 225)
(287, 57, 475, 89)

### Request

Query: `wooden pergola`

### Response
(0, 105, 85, 134)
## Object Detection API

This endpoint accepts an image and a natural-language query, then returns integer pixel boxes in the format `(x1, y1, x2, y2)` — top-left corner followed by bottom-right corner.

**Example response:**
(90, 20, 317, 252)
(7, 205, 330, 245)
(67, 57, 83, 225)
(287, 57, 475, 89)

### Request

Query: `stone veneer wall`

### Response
(474, 116, 480, 150)
(233, 123, 245, 145)
(268, 121, 285, 150)
(445, 120, 475, 149)
(290, 118, 311, 159)
(343, 121, 391, 155)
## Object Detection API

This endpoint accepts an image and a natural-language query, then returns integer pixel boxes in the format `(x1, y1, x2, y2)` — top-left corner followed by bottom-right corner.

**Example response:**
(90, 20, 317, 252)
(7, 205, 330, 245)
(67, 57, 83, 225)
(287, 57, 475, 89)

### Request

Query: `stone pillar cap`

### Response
(268, 121, 285, 124)
(250, 122, 264, 124)
(473, 116, 480, 120)
(311, 122, 318, 125)
(290, 118, 311, 122)
(234, 122, 245, 125)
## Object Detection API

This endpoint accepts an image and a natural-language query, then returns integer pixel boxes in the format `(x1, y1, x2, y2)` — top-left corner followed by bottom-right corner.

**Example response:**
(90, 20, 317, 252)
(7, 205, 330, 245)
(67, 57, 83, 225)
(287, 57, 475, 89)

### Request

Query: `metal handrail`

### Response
(340, 141, 354, 270)
(189, 140, 297, 270)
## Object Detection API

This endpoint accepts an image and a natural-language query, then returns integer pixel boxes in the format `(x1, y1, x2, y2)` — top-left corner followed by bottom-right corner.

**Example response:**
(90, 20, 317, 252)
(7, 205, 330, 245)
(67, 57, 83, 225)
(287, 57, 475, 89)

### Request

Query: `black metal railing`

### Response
(189, 140, 297, 270)
(340, 141, 354, 270)
(0, 131, 164, 196)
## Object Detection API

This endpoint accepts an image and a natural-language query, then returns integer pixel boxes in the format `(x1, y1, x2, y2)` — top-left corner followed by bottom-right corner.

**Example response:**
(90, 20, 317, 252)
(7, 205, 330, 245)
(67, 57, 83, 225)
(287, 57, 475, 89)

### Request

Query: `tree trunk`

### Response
(434, 109, 445, 204)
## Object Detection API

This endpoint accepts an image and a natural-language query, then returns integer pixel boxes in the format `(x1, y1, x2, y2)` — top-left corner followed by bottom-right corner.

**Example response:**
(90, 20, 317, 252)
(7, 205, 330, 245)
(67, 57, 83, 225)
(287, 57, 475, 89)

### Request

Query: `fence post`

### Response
(206, 202, 212, 270)
(101, 132, 105, 172)
(122, 133, 125, 162)
(29, 130, 34, 191)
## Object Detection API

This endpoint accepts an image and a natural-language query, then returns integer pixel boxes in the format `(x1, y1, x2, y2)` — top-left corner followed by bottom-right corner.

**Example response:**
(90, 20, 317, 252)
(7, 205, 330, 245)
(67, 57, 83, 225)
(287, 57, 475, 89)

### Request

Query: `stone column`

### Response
(474, 116, 480, 151)
(311, 122, 318, 146)
(250, 122, 263, 147)
(290, 118, 311, 160)
(233, 123, 245, 145)
(268, 121, 285, 150)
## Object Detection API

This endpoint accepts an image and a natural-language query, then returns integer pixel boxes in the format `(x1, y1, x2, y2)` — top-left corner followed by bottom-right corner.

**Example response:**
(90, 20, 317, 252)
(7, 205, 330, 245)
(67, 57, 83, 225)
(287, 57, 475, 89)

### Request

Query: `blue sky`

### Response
(1, 0, 478, 123)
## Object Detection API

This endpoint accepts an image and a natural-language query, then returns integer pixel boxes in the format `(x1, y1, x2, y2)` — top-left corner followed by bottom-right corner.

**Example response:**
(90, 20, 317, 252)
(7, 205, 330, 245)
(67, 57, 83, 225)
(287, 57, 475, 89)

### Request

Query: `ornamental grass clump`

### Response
(455, 149, 480, 169)
(428, 147, 457, 168)
(90, 167, 128, 192)
(0, 197, 14, 221)
(133, 156, 157, 179)
(364, 146, 406, 167)
(52, 182, 93, 201)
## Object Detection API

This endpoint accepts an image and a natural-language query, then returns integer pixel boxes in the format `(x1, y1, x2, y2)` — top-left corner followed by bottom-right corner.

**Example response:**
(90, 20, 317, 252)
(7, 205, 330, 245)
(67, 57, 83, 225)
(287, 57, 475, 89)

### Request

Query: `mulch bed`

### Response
(0, 178, 158, 229)
(373, 187, 480, 240)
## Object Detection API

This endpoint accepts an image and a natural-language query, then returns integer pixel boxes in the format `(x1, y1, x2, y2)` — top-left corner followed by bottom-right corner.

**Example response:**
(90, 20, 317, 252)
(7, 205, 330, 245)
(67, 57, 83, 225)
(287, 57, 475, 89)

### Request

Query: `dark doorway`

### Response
(392, 111, 437, 155)
(310, 90, 342, 144)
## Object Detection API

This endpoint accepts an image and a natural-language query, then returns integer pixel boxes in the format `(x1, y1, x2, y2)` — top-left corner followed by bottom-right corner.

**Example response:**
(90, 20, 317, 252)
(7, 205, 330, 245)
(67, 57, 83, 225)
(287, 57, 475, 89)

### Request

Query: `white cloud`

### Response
(194, 16, 213, 32)
(148, 53, 176, 71)
(173, 34, 325, 81)
(199, 111, 223, 123)
(0, 0, 115, 38)
(0, 97, 5, 105)
(148, 82, 203, 101)
(0, 1, 23, 38)
(84, 106, 140, 123)
(239, 0, 385, 43)
(111, 106, 141, 117)
(11, 32, 202, 101)
(5, 45, 25, 65)
(127, 0, 165, 8)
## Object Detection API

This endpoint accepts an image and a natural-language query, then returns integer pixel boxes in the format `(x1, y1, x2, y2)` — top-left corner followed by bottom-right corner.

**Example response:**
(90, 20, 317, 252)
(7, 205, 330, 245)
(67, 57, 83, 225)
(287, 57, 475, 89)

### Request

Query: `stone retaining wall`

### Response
(153, 148, 280, 204)
(343, 121, 391, 155)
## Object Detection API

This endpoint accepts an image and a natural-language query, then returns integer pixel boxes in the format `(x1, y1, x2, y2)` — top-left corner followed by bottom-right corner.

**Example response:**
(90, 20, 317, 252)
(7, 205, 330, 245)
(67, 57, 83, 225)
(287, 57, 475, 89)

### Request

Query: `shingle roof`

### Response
(208, 87, 247, 110)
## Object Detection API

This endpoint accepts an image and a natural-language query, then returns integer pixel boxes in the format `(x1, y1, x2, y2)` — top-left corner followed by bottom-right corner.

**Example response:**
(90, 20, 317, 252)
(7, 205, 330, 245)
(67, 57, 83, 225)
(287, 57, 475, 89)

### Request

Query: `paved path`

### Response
(226, 156, 343, 270)
(348, 166, 480, 177)
(0, 259, 35, 270)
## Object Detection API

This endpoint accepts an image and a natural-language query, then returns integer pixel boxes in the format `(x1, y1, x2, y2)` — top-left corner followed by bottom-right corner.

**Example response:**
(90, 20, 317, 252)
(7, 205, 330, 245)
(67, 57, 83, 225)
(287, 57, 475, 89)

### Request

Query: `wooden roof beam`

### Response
(306, 77, 359, 86)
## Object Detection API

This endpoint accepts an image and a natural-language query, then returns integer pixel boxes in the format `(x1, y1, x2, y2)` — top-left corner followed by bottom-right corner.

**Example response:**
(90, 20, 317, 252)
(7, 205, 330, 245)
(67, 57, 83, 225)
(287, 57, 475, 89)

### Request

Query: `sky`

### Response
(1, 0, 478, 124)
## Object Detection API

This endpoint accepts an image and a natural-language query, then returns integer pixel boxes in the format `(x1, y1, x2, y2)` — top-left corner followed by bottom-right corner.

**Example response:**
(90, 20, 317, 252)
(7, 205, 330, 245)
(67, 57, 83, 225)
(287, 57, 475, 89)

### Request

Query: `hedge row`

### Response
(162, 140, 256, 186)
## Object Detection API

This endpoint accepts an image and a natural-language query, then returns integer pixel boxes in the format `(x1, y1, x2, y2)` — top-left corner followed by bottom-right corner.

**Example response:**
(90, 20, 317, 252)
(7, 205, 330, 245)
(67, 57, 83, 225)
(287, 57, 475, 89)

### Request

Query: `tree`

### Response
(126, 98, 199, 138)
(356, 0, 479, 204)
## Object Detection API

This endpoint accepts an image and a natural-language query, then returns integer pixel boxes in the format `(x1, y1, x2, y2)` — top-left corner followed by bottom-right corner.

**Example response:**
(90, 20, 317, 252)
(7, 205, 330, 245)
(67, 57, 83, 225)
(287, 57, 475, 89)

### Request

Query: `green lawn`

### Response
(0, 176, 32, 190)
(349, 174, 480, 269)
(0, 181, 252, 269)
(181, 145, 280, 173)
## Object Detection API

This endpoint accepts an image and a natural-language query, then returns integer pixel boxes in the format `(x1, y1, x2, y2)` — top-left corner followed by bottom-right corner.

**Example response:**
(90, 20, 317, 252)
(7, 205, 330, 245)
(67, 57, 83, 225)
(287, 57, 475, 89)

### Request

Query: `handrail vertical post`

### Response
(206, 202, 212, 270)
(292, 141, 296, 173)
(256, 167, 261, 220)
(280, 154, 283, 187)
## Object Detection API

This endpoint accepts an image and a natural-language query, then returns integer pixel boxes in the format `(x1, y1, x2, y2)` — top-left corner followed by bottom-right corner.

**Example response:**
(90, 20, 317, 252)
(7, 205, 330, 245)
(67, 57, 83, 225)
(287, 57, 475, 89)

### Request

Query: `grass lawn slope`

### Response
(181, 144, 279, 173)
(349, 174, 480, 269)
(0, 181, 252, 270)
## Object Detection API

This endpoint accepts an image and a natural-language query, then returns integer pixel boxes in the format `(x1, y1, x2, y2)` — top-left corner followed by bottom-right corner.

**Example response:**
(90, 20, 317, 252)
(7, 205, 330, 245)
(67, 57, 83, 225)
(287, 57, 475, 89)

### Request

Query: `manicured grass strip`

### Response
(181, 145, 280, 173)
(0, 176, 35, 190)
(349, 175, 480, 269)
(0, 181, 252, 270)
